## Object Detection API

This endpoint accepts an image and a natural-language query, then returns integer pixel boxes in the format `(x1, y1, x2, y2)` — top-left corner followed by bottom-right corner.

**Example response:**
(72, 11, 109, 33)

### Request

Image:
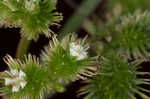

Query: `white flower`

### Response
(69, 42, 88, 60)
(4, 69, 27, 92)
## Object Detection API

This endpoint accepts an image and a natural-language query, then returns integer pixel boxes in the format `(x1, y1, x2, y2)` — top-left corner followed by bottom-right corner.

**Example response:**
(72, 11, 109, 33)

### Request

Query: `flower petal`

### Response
(19, 70, 26, 78)
(20, 81, 27, 88)
(11, 69, 18, 75)
(70, 42, 88, 60)
(5, 78, 13, 85)
(12, 85, 20, 92)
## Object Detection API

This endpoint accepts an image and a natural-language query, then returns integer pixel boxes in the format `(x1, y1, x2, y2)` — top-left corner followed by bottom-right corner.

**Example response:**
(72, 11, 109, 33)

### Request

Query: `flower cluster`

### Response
(79, 55, 150, 99)
(117, 11, 150, 59)
(2, 69, 26, 92)
(0, 34, 95, 98)
(40, 34, 95, 92)
(0, 55, 50, 99)
(0, 0, 62, 40)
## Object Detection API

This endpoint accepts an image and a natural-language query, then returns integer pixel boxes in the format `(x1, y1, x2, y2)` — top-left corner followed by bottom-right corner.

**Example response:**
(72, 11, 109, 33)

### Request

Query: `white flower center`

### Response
(69, 42, 88, 60)
(4, 69, 27, 92)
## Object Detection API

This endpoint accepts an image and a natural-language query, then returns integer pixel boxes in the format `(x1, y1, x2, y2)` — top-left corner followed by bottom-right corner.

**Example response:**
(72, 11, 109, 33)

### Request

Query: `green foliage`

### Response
(59, 0, 102, 38)
(108, 0, 150, 14)
(116, 11, 150, 59)
(0, 1, 10, 20)
(0, 0, 150, 99)
(0, 55, 50, 99)
(90, 11, 150, 60)
(41, 34, 93, 92)
(0, 34, 96, 98)
(80, 54, 150, 99)
(0, 0, 62, 40)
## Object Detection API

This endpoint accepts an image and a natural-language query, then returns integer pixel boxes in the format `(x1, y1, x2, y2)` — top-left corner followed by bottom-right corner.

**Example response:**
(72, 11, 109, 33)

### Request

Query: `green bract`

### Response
(0, 55, 50, 99)
(0, 0, 62, 40)
(80, 55, 150, 99)
(117, 11, 150, 59)
(41, 34, 94, 92)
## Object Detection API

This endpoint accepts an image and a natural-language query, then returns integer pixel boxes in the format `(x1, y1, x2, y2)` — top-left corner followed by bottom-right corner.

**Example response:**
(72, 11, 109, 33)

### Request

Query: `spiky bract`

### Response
(115, 11, 150, 59)
(41, 34, 94, 92)
(79, 55, 150, 99)
(0, 55, 50, 99)
(0, 0, 62, 40)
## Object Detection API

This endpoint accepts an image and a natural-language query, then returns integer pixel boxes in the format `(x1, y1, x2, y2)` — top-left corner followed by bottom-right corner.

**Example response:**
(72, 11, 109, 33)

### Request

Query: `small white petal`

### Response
(77, 55, 84, 60)
(12, 85, 20, 92)
(70, 42, 88, 60)
(19, 70, 26, 78)
(5, 78, 13, 85)
(70, 49, 79, 56)
(11, 69, 18, 75)
(20, 81, 27, 88)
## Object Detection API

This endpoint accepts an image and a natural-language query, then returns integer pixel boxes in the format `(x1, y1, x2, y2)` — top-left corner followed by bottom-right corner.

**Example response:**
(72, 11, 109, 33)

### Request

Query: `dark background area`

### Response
(0, 0, 149, 99)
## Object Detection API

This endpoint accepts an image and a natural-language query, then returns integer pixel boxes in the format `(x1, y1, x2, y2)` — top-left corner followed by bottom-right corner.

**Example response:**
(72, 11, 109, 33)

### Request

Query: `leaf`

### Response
(59, 0, 102, 39)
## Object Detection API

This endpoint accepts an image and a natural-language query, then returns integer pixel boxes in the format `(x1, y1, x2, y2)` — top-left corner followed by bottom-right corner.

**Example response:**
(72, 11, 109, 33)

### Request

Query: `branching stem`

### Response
(16, 37, 31, 60)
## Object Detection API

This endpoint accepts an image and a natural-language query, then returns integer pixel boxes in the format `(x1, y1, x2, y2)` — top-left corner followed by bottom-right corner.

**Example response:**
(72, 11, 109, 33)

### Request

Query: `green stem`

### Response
(16, 37, 31, 60)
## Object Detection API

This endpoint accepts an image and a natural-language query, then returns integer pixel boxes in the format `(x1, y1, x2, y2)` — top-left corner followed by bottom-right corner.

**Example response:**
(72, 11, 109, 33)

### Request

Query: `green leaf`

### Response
(59, 0, 102, 39)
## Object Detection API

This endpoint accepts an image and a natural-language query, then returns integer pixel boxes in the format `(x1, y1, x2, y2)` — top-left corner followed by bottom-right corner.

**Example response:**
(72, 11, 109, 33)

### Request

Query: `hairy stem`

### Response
(16, 37, 31, 60)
